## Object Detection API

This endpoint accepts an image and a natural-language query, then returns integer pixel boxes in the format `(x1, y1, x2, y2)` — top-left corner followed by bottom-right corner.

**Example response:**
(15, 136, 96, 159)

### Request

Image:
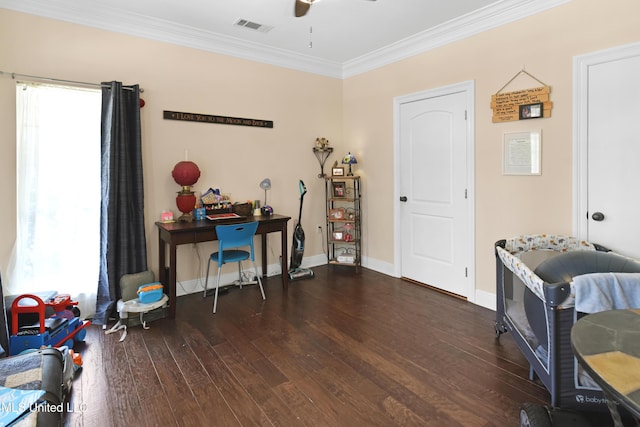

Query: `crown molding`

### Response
(0, 0, 572, 80)
(342, 0, 572, 78)
(0, 0, 344, 78)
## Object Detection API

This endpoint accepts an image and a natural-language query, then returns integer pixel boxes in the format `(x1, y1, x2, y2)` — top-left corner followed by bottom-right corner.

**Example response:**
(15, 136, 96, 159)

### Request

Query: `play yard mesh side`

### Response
(494, 234, 640, 414)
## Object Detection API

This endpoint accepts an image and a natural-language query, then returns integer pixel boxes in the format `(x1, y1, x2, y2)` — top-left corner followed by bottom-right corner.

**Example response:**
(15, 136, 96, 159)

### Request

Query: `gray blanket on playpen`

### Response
(574, 272, 640, 313)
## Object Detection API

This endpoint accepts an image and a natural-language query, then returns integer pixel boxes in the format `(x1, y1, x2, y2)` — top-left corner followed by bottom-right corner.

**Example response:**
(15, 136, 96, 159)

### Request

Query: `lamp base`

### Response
(177, 212, 194, 222)
(176, 189, 196, 222)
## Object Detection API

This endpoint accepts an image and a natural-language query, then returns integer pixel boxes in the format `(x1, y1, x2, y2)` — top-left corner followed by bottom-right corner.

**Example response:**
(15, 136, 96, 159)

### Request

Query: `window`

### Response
(8, 82, 101, 318)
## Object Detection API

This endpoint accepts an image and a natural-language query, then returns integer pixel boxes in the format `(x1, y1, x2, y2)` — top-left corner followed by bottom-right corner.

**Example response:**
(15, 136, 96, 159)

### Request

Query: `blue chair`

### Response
(203, 222, 265, 313)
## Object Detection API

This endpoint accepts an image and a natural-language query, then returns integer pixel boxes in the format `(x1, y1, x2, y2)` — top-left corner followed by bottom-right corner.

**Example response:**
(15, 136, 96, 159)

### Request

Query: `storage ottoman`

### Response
(0, 347, 71, 426)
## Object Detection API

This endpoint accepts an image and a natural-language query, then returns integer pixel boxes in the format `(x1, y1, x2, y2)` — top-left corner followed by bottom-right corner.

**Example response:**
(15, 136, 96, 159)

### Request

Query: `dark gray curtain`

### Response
(94, 81, 147, 325)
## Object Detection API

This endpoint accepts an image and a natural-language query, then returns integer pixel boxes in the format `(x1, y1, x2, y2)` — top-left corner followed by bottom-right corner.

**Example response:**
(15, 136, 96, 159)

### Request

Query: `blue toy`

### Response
(9, 294, 90, 356)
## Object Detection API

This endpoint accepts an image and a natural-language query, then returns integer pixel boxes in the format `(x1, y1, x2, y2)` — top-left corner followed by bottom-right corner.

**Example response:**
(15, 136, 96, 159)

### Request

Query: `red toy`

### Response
(9, 294, 90, 355)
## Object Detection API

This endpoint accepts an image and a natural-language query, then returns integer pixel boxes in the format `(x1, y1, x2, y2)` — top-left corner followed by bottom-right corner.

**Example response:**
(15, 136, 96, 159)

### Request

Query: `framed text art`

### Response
(503, 130, 542, 175)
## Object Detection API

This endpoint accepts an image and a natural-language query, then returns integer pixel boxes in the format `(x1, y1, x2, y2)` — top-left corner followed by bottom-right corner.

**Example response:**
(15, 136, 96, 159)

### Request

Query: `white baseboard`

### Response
(300, 253, 328, 269)
(361, 256, 397, 277)
(474, 289, 496, 311)
(175, 254, 328, 297)
(175, 276, 206, 296)
(174, 254, 498, 314)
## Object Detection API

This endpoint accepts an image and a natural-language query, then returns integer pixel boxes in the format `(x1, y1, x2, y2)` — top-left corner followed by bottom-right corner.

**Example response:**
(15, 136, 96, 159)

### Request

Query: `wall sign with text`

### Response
(491, 86, 553, 123)
(163, 110, 273, 128)
(491, 69, 553, 123)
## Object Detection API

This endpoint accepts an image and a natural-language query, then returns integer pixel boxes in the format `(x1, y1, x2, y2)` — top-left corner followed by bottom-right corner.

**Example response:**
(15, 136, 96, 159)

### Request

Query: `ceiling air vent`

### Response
(234, 19, 273, 33)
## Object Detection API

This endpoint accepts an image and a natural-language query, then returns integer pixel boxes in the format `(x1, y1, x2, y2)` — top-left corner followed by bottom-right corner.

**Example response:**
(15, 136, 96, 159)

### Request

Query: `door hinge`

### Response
(464, 189, 468, 199)
(464, 110, 468, 120)
(465, 267, 468, 277)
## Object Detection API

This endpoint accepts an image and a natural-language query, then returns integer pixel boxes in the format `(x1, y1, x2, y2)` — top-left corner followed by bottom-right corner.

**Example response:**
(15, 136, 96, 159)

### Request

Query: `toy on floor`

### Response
(9, 294, 90, 356)
(69, 348, 83, 371)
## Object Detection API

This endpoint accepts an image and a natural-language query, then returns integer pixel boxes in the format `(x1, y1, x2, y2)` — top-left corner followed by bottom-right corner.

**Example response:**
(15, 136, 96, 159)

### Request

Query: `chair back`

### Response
(216, 222, 259, 259)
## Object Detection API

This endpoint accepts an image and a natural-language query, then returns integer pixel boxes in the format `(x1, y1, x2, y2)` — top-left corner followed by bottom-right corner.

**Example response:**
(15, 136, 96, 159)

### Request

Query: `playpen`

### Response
(495, 234, 640, 425)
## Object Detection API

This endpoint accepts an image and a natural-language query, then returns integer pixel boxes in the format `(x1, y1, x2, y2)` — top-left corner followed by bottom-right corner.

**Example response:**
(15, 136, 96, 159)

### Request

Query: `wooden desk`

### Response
(571, 309, 640, 426)
(156, 214, 291, 318)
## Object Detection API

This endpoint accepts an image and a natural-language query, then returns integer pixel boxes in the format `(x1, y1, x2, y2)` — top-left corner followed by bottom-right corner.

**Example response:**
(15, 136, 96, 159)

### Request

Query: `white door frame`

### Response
(393, 80, 476, 302)
(573, 42, 640, 239)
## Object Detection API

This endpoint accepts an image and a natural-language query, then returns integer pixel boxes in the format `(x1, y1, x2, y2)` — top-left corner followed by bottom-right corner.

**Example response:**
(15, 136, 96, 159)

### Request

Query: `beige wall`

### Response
(343, 0, 640, 298)
(0, 10, 342, 288)
(1, 0, 639, 302)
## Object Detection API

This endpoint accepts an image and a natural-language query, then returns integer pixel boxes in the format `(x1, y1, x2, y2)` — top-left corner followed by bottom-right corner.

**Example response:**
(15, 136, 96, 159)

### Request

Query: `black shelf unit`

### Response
(325, 175, 361, 271)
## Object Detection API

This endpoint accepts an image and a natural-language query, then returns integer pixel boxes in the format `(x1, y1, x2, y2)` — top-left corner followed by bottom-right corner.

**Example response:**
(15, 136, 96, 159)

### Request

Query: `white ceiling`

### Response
(0, 0, 570, 78)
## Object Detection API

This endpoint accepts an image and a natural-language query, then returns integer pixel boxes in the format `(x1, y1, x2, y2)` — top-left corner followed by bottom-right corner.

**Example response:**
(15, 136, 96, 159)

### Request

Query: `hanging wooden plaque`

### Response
(491, 86, 553, 123)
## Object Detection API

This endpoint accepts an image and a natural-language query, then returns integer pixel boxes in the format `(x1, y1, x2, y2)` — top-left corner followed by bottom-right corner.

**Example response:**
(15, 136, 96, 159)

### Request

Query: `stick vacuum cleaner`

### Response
(288, 180, 315, 281)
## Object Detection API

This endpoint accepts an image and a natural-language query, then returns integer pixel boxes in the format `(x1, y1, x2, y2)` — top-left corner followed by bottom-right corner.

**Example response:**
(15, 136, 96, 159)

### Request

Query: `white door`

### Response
(575, 44, 640, 259)
(397, 84, 473, 298)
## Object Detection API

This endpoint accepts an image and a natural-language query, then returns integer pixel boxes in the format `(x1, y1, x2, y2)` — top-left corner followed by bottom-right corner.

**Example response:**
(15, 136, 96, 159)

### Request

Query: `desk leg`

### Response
(158, 235, 168, 316)
(158, 233, 177, 319)
(168, 243, 177, 318)
(261, 234, 268, 279)
(281, 223, 289, 290)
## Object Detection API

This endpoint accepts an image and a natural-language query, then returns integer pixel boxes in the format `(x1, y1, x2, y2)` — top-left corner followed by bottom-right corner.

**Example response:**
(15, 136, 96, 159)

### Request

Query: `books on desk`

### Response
(206, 212, 243, 221)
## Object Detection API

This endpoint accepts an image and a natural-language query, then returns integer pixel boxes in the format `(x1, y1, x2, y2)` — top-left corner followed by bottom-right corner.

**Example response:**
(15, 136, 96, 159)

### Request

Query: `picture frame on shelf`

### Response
(332, 231, 344, 241)
(332, 167, 344, 176)
(329, 208, 345, 220)
(345, 207, 356, 220)
(332, 182, 346, 198)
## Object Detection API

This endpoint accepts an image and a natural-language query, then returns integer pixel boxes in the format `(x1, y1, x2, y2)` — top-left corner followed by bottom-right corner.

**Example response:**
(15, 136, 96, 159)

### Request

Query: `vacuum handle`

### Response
(297, 180, 306, 224)
(299, 180, 307, 198)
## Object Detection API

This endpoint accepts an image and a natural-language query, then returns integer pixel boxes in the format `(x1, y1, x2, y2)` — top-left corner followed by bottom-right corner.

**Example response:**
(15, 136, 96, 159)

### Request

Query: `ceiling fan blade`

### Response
(294, 0, 311, 17)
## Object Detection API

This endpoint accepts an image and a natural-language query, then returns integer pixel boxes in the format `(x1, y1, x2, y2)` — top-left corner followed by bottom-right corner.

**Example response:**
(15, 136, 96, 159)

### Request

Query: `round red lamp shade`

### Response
(172, 161, 201, 187)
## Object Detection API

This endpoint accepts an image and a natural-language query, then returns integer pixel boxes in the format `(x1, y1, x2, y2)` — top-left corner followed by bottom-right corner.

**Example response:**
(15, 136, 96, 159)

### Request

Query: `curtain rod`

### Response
(0, 71, 144, 92)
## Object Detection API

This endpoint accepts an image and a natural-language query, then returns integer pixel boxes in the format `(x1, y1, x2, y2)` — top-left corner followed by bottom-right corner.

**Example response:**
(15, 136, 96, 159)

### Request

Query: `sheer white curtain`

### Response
(7, 82, 101, 319)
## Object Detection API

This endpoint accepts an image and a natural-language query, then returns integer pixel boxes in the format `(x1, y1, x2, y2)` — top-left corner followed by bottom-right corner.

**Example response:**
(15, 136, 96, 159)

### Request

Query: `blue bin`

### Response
(137, 283, 164, 304)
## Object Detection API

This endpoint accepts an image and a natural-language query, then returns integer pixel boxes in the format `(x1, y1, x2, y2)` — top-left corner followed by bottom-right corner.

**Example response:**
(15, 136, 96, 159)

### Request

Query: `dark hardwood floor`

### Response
(65, 266, 549, 426)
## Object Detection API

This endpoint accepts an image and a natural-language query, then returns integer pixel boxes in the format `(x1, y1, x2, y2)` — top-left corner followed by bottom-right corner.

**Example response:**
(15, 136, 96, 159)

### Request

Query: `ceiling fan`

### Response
(294, 0, 376, 18)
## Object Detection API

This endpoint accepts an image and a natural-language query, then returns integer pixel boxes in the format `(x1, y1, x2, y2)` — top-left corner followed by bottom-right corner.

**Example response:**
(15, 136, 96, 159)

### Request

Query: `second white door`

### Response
(576, 44, 640, 260)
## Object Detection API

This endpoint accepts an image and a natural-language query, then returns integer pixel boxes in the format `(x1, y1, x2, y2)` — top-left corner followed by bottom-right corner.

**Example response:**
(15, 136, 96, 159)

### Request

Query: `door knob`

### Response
(399, 196, 407, 202)
(591, 212, 605, 221)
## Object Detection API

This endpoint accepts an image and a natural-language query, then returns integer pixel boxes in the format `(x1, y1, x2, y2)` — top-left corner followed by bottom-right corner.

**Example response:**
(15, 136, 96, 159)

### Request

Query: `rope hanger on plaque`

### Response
(491, 68, 553, 123)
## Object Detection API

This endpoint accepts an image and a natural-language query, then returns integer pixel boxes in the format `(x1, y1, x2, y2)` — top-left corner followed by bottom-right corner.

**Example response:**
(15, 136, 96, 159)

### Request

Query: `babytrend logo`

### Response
(575, 395, 585, 403)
